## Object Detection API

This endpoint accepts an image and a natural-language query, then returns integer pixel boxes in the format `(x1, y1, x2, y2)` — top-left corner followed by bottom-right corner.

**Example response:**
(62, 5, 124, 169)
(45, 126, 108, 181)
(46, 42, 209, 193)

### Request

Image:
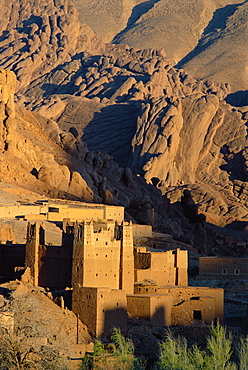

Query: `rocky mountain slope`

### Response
(0, 0, 247, 237)
(73, 0, 248, 93)
(0, 68, 196, 248)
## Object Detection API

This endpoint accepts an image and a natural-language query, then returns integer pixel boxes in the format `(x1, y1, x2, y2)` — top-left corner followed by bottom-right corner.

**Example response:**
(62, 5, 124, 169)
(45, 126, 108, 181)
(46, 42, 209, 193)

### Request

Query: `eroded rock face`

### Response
(0, 0, 248, 231)
(73, 0, 134, 43)
(0, 69, 98, 203)
(178, 1, 248, 93)
(0, 70, 16, 153)
(0, 0, 104, 92)
(73, 0, 248, 93)
(1, 67, 210, 250)
(132, 93, 248, 225)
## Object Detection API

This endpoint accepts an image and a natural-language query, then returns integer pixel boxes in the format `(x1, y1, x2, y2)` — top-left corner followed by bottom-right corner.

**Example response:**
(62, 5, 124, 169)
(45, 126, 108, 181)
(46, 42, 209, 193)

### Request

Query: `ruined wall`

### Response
(38, 245, 73, 289)
(133, 285, 223, 325)
(72, 285, 127, 337)
(93, 220, 116, 233)
(171, 296, 216, 325)
(199, 257, 248, 277)
(134, 251, 151, 270)
(25, 223, 73, 288)
(25, 223, 40, 285)
(174, 249, 188, 286)
(127, 294, 173, 326)
(158, 286, 224, 323)
(132, 224, 152, 238)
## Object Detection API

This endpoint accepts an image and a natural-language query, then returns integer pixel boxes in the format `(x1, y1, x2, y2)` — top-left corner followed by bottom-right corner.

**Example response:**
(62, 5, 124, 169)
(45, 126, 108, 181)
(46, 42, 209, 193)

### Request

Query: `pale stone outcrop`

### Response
(0, 0, 247, 231)
(0, 0, 104, 92)
(73, 0, 248, 93)
(0, 70, 16, 152)
(67, 171, 94, 201)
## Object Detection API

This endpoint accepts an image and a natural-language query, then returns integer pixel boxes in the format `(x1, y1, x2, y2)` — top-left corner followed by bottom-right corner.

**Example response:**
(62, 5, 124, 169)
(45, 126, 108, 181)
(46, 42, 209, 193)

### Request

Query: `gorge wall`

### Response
(0, 0, 247, 231)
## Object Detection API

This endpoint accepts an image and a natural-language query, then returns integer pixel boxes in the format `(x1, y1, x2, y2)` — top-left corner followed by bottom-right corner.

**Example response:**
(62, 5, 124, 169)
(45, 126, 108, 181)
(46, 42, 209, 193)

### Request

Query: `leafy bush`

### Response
(155, 323, 239, 370)
(80, 324, 248, 370)
(80, 327, 145, 370)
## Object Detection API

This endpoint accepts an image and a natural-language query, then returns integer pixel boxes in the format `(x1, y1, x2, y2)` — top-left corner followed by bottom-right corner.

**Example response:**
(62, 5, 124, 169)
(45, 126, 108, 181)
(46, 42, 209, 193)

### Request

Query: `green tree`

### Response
(156, 331, 194, 370)
(206, 323, 236, 370)
(155, 323, 238, 370)
(81, 327, 145, 370)
(237, 337, 248, 370)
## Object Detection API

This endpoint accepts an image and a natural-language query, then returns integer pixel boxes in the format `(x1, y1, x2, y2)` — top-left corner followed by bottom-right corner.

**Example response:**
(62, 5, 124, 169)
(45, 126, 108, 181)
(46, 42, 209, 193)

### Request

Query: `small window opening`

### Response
(234, 269, 240, 275)
(193, 310, 202, 320)
(222, 268, 227, 275)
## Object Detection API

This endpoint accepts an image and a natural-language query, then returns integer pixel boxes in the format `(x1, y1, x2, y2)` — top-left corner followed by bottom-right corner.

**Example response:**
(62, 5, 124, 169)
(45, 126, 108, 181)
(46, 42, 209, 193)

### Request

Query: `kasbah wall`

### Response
(0, 202, 223, 337)
(199, 256, 248, 278)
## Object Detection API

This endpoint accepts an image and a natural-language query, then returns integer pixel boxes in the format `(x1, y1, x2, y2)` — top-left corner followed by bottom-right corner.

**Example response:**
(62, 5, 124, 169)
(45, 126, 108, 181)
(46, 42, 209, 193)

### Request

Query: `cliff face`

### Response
(73, 0, 248, 93)
(0, 70, 16, 153)
(0, 67, 210, 250)
(0, 69, 112, 204)
(0, 0, 247, 230)
(0, 0, 104, 91)
(131, 93, 248, 226)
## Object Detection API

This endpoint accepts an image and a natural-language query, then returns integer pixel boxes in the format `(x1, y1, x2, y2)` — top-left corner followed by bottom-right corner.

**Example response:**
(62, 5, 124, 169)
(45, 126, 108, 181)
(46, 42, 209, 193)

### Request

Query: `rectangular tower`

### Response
(25, 223, 42, 286)
(71, 221, 121, 290)
(118, 221, 134, 294)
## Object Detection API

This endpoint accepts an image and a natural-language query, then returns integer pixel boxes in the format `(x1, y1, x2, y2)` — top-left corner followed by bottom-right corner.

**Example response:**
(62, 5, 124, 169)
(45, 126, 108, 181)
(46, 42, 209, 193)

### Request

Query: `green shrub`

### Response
(80, 328, 145, 370)
(237, 337, 248, 370)
(80, 324, 248, 370)
(155, 323, 240, 370)
(205, 322, 236, 370)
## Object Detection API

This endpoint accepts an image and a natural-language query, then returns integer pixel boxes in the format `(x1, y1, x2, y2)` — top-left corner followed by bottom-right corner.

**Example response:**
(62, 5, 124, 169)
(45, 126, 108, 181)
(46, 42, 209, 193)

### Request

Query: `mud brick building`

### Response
(199, 256, 248, 279)
(0, 200, 224, 337)
(24, 219, 223, 337)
